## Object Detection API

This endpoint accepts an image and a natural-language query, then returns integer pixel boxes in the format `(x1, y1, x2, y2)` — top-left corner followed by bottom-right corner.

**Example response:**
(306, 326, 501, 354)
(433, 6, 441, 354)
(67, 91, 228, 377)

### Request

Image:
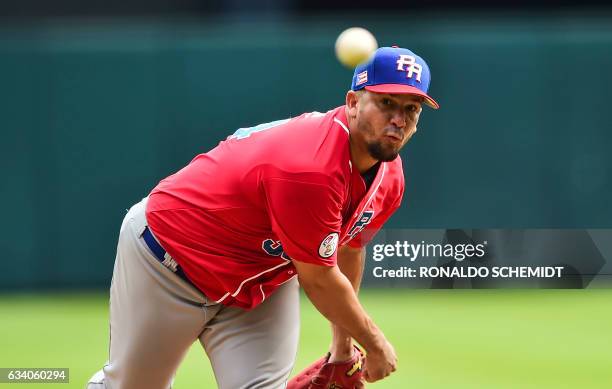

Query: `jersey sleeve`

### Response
(263, 177, 343, 266)
(347, 192, 403, 249)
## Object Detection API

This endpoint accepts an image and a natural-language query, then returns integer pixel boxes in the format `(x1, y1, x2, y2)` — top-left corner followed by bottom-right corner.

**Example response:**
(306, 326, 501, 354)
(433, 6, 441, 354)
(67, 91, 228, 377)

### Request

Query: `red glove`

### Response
(287, 346, 365, 389)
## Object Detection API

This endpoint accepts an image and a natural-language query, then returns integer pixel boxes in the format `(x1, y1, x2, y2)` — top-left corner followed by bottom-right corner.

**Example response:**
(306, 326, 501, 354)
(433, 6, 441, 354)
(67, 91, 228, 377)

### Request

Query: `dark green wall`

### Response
(1, 13, 611, 289)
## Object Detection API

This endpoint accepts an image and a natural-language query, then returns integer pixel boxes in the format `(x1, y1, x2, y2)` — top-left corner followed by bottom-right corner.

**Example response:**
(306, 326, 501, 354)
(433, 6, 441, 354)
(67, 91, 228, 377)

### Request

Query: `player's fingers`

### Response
(363, 367, 382, 383)
(389, 354, 398, 372)
(363, 366, 373, 383)
(364, 371, 374, 383)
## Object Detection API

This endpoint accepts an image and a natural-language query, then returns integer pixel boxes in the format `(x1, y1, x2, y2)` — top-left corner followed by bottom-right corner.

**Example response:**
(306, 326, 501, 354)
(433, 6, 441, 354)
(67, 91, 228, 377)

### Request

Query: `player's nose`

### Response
(389, 111, 406, 129)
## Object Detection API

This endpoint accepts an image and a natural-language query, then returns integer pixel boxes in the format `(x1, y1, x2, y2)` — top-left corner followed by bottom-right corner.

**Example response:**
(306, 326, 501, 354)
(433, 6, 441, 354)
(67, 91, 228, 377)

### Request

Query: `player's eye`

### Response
(381, 98, 392, 106)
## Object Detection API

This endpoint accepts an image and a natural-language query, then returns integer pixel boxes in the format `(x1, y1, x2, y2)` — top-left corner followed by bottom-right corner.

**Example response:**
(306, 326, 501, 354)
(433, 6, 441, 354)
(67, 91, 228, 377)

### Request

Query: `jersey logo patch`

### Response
(347, 210, 374, 238)
(319, 233, 339, 258)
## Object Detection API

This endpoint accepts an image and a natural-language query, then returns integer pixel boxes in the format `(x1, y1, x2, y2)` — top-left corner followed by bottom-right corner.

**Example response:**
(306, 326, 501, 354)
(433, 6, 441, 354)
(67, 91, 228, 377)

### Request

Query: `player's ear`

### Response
(346, 90, 359, 119)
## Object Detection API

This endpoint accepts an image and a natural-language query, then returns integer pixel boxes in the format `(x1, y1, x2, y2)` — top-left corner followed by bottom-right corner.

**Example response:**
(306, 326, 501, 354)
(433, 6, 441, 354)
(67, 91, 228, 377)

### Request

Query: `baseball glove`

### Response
(287, 346, 365, 389)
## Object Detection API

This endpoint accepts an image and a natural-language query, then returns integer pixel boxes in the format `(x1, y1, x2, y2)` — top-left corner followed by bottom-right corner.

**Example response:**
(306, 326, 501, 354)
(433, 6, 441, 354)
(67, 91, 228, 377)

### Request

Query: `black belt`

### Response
(142, 226, 194, 287)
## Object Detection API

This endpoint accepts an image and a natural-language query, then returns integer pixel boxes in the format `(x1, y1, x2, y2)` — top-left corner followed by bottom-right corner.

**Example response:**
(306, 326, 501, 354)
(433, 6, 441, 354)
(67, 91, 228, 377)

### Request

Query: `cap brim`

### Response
(365, 84, 440, 109)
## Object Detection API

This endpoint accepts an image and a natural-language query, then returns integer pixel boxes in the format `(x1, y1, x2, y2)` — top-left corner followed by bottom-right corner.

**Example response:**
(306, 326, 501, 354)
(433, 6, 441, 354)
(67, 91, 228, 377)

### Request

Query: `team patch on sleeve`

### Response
(318, 233, 339, 258)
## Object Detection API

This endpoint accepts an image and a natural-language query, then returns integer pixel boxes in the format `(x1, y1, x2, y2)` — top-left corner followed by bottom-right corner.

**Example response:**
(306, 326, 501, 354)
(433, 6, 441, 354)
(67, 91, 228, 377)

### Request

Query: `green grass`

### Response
(0, 290, 611, 388)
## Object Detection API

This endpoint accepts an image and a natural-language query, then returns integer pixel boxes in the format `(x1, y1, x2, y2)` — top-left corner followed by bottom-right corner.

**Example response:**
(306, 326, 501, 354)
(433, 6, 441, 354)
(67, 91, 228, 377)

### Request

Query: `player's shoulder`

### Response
(270, 107, 350, 172)
(253, 106, 351, 189)
(285, 106, 347, 136)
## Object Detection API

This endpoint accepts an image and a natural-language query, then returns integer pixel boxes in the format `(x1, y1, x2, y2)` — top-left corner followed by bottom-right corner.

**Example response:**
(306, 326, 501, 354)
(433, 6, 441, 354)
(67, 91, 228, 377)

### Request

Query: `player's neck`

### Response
(348, 135, 379, 173)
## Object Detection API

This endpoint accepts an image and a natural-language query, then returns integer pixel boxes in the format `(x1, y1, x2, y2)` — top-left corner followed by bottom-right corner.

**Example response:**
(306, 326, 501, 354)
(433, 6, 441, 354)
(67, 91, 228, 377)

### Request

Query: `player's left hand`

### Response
(287, 346, 365, 389)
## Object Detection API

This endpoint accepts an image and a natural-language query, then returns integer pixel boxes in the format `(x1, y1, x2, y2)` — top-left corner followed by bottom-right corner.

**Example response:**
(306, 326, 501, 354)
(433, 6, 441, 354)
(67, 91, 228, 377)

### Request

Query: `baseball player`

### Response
(87, 46, 438, 389)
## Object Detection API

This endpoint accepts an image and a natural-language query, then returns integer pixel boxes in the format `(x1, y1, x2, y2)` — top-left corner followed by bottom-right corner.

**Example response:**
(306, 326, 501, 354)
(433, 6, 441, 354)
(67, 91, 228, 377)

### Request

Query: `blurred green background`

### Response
(1, 5, 612, 389)
(1, 290, 611, 388)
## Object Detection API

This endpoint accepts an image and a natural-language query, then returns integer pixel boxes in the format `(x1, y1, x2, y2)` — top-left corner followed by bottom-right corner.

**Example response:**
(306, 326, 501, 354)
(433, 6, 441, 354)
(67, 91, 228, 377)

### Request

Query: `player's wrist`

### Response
(331, 324, 352, 347)
(361, 328, 387, 355)
(328, 339, 354, 363)
(328, 348, 355, 363)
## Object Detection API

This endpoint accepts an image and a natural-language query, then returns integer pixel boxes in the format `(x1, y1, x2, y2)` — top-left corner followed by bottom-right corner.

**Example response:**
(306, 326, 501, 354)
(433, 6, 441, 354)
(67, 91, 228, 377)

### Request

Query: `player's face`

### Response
(351, 90, 422, 162)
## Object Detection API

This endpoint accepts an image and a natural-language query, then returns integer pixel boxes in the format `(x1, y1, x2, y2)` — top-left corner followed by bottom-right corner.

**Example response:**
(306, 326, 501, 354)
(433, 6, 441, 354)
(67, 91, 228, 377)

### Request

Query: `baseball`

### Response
(335, 27, 378, 69)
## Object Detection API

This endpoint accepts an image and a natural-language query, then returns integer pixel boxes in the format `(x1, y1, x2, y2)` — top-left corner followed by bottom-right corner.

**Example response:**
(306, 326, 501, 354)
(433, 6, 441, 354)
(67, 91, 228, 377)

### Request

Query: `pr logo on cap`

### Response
(396, 55, 422, 82)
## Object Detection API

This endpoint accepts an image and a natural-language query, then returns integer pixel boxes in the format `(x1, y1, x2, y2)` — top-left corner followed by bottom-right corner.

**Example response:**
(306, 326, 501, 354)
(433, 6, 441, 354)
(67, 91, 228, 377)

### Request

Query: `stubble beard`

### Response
(366, 141, 400, 162)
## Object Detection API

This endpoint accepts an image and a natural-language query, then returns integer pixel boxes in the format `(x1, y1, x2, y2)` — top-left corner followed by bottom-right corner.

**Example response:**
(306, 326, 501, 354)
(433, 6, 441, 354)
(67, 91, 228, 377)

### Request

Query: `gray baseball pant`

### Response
(86, 198, 300, 389)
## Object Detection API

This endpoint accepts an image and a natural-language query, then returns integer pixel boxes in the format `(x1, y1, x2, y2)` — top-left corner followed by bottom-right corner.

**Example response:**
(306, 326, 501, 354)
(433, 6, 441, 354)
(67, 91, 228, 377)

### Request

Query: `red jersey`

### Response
(146, 106, 404, 309)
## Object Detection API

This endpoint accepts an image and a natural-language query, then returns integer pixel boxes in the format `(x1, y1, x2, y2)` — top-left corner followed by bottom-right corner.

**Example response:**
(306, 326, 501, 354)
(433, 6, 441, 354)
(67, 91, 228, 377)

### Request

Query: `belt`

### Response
(142, 226, 194, 287)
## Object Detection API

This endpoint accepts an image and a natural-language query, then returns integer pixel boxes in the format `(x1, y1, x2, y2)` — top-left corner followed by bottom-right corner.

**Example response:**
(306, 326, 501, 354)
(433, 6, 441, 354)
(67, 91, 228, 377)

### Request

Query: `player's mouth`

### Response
(384, 132, 403, 143)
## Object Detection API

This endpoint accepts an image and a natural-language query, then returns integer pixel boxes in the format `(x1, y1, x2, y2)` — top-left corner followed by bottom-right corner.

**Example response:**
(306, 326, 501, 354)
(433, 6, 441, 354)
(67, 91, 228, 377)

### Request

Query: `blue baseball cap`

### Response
(351, 46, 439, 109)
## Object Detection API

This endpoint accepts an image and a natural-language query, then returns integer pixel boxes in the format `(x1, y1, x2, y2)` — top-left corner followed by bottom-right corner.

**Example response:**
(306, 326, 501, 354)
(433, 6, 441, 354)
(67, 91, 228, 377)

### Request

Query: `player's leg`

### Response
(199, 278, 300, 389)
(87, 198, 214, 389)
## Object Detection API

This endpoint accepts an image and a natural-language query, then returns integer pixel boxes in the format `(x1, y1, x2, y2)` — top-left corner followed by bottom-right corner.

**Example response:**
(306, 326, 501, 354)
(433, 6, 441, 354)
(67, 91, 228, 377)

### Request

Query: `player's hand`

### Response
(363, 338, 397, 382)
